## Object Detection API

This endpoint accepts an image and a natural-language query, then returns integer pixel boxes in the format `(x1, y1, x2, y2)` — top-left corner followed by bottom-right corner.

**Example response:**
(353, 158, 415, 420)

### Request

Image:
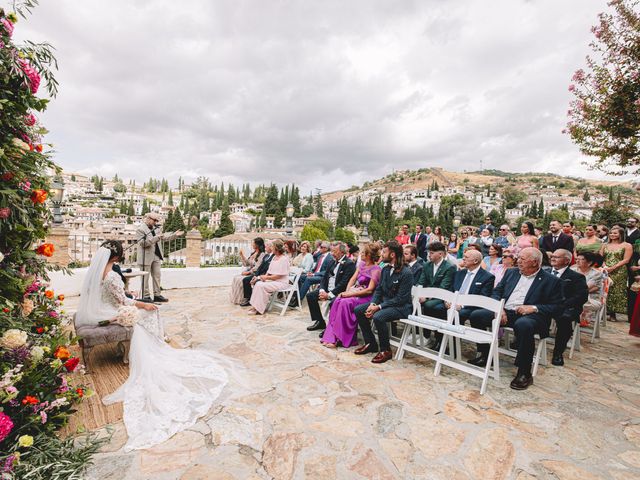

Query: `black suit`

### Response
(242, 253, 273, 300)
(469, 268, 563, 371)
(540, 232, 574, 256)
(307, 256, 356, 323)
(552, 267, 588, 357)
(355, 265, 413, 352)
(626, 228, 640, 319)
(411, 233, 428, 261)
(453, 267, 495, 323)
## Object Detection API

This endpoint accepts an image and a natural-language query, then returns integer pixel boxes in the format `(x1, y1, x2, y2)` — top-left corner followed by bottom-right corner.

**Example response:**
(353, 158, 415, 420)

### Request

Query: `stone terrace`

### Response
(67, 287, 640, 480)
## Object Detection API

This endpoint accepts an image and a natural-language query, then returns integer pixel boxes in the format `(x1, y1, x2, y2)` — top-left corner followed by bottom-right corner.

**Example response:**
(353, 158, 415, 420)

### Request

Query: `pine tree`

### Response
(217, 202, 235, 237)
(264, 184, 279, 215)
(291, 185, 301, 216)
(168, 189, 174, 206)
(259, 208, 267, 229)
(314, 192, 324, 217)
(127, 199, 135, 216)
(530, 201, 538, 218)
(583, 190, 590, 201)
(141, 198, 150, 215)
(538, 199, 545, 218)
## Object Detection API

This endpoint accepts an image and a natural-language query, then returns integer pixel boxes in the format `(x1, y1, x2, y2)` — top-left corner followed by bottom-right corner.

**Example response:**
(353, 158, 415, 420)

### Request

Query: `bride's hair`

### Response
(100, 240, 123, 261)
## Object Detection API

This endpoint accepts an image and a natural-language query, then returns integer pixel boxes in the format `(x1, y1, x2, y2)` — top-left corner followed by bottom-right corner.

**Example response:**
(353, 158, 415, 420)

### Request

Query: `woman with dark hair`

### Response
(482, 243, 503, 270)
(284, 240, 298, 260)
(75, 240, 231, 451)
(321, 243, 382, 348)
(575, 224, 602, 257)
(600, 226, 632, 321)
(490, 248, 516, 286)
(230, 237, 266, 304)
(248, 239, 291, 315)
(446, 232, 460, 263)
(572, 251, 604, 326)
(516, 221, 539, 251)
(433, 226, 444, 244)
(348, 243, 360, 262)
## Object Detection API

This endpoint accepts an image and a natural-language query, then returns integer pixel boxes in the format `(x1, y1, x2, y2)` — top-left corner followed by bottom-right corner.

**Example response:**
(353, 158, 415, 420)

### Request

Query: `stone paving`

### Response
(67, 287, 640, 480)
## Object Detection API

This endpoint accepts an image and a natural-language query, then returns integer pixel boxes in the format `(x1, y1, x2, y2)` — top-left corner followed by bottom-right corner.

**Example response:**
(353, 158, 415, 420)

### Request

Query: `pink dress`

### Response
(321, 262, 382, 347)
(250, 255, 291, 314)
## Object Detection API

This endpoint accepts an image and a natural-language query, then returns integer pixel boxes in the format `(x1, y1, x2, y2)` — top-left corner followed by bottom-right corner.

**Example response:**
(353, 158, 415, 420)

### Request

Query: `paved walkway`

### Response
(69, 287, 640, 480)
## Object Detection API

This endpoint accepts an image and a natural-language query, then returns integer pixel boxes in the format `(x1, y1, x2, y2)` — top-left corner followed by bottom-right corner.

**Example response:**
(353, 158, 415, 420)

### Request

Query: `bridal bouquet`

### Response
(114, 306, 140, 327)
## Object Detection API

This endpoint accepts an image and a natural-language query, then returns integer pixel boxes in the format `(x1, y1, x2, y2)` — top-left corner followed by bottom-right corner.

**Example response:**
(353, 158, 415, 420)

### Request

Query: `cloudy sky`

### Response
(14, 0, 622, 192)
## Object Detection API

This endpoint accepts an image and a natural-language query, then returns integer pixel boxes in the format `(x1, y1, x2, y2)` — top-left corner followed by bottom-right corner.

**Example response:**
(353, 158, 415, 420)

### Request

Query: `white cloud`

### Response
(12, 0, 628, 193)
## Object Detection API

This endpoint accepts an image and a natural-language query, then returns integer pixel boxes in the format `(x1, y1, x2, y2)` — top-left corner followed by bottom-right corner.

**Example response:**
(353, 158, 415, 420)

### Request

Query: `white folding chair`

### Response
(570, 276, 609, 357)
(434, 294, 505, 395)
(266, 267, 303, 316)
(395, 287, 458, 363)
(499, 328, 547, 376)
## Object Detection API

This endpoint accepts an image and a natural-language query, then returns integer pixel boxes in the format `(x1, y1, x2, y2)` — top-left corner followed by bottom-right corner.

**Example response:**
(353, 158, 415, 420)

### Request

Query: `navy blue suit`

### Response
(469, 268, 562, 370)
(453, 267, 495, 324)
(299, 253, 335, 300)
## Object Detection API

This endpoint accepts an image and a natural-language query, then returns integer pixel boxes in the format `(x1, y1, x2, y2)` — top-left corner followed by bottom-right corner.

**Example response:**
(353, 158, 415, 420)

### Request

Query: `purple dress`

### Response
(321, 262, 382, 347)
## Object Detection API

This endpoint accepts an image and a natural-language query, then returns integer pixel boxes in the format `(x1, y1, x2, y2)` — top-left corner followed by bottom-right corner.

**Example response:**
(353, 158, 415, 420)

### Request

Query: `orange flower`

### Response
(57, 294, 65, 301)
(21, 395, 39, 405)
(44, 290, 54, 299)
(75, 388, 84, 397)
(54, 346, 70, 360)
(35, 144, 43, 152)
(36, 243, 54, 257)
(30, 189, 48, 204)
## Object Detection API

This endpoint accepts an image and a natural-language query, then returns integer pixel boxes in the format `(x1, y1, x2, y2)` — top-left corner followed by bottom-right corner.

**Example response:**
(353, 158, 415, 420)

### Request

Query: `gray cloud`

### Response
(13, 0, 622, 193)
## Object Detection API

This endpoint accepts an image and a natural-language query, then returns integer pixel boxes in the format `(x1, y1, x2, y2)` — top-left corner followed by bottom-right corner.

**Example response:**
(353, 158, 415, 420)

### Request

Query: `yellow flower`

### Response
(42, 346, 51, 354)
(0, 329, 28, 349)
(18, 435, 34, 448)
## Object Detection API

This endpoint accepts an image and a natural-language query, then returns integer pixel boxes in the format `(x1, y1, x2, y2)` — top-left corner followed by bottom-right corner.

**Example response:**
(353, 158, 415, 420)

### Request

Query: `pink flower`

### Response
(0, 207, 9, 219)
(18, 181, 31, 192)
(5, 386, 17, 395)
(56, 375, 69, 394)
(0, 18, 13, 38)
(635, 99, 640, 107)
(24, 113, 37, 126)
(572, 69, 585, 82)
(568, 84, 576, 92)
(40, 411, 48, 424)
(48, 310, 59, 318)
(19, 59, 41, 94)
(0, 412, 14, 443)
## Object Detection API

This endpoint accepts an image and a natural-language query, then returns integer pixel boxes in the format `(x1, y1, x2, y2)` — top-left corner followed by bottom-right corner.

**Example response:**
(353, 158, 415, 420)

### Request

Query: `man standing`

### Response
(469, 247, 563, 390)
(354, 241, 413, 364)
(626, 217, 640, 320)
(403, 244, 424, 285)
(549, 249, 588, 366)
(597, 225, 609, 243)
(540, 220, 574, 260)
(136, 212, 183, 302)
(411, 224, 428, 261)
(307, 242, 356, 332)
(395, 224, 411, 245)
(478, 216, 496, 236)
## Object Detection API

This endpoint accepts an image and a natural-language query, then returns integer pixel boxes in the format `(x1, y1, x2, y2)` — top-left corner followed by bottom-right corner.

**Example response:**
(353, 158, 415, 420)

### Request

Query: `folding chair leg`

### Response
(395, 325, 412, 360)
(434, 334, 449, 377)
(481, 341, 498, 395)
(280, 289, 294, 316)
(532, 338, 546, 377)
(569, 323, 580, 359)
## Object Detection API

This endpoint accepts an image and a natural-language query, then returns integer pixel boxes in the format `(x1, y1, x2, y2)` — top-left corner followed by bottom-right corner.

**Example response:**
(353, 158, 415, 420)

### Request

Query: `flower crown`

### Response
(101, 241, 119, 253)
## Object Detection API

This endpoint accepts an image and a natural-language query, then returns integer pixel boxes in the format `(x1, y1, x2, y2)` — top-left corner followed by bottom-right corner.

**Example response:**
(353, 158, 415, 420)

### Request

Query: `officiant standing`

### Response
(136, 212, 184, 302)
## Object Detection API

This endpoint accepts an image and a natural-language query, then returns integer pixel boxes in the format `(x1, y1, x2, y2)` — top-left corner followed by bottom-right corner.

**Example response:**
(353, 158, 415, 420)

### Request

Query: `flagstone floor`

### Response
(65, 287, 640, 480)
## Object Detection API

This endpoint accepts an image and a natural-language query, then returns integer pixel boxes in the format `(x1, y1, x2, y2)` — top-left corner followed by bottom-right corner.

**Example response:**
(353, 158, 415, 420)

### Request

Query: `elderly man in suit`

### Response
(469, 247, 563, 390)
(549, 249, 588, 366)
(136, 212, 183, 302)
(411, 224, 428, 261)
(354, 240, 413, 364)
(298, 241, 334, 301)
(403, 244, 424, 285)
(453, 249, 495, 335)
(240, 241, 274, 306)
(307, 242, 357, 332)
(540, 220, 574, 261)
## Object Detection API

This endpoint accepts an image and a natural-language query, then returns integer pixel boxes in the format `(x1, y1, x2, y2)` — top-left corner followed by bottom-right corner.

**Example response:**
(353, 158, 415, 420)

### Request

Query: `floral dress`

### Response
(603, 247, 627, 315)
(229, 252, 266, 304)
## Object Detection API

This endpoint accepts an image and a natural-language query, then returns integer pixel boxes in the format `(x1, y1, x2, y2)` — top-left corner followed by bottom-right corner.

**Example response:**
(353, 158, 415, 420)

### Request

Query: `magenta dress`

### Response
(321, 262, 382, 347)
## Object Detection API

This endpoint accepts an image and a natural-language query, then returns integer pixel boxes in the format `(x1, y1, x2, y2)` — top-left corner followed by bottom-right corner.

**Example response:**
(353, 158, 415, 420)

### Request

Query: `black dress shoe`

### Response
(239, 300, 251, 307)
(318, 330, 325, 338)
(510, 373, 533, 390)
(154, 295, 169, 303)
(139, 297, 154, 303)
(467, 355, 488, 367)
(551, 354, 564, 367)
(307, 321, 326, 331)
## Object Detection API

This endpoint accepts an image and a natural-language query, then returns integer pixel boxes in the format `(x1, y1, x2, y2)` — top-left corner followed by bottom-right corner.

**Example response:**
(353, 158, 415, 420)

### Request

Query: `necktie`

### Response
(552, 269, 559, 276)
(460, 272, 474, 294)
(314, 254, 325, 273)
(552, 235, 558, 244)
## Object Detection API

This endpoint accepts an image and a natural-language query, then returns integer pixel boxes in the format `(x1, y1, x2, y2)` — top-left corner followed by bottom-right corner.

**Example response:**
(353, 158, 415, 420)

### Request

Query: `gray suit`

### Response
(136, 222, 180, 298)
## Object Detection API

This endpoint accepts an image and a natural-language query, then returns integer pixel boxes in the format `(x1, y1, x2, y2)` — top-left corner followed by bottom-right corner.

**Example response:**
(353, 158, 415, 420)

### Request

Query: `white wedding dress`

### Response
(76, 247, 229, 451)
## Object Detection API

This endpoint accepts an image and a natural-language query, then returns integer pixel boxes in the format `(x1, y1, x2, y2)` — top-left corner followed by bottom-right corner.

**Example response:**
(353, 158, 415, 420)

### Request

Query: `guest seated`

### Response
(285, 240, 298, 261)
(403, 244, 424, 285)
(418, 241, 456, 320)
(469, 247, 562, 390)
(571, 252, 604, 326)
(494, 225, 513, 249)
(298, 241, 334, 301)
(248, 239, 291, 315)
(240, 241, 273, 307)
(478, 228, 494, 256)
(321, 243, 381, 347)
(354, 240, 413, 364)
(490, 248, 516, 286)
(481, 244, 503, 271)
(549, 249, 588, 366)
(453, 249, 494, 329)
(306, 242, 356, 332)
(292, 240, 314, 272)
(230, 237, 266, 304)
(348, 243, 360, 262)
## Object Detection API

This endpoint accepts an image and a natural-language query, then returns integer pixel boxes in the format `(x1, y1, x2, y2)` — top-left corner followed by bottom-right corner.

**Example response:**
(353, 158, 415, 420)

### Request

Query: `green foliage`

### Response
(591, 200, 632, 225)
(502, 186, 527, 209)
(300, 225, 328, 242)
(334, 227, 357, 245)
(307, 218, 333, 238)
(215, 202, 235, 237)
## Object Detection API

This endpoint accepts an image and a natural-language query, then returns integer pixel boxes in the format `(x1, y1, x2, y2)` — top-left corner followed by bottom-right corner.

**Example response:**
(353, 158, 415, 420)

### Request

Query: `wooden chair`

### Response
(73, 314, 131, 373)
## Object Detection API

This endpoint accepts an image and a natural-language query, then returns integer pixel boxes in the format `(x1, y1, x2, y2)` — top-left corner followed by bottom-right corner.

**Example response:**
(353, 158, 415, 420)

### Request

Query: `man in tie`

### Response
(306, 242, 356, 332)
(298, 241, 335, 301)
(403, 244, 424, 285)
(469, 247, 563, 390)
(136, 212, 184, 302)
(549, 249, 588, 366)
(540, 220, 574, 261)
(410, 224, 428, 261)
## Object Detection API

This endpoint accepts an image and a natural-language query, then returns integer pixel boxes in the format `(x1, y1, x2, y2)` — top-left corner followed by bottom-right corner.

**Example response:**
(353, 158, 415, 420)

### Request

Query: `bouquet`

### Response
(114, 306, 139, 327)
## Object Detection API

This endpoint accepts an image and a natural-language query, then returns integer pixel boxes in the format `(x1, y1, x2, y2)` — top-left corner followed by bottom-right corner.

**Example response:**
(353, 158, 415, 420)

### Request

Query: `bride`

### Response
(75, 240, 230, 451)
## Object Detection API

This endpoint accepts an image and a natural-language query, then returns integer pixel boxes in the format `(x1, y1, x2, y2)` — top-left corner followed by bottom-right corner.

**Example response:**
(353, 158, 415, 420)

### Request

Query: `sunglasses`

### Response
(502, 255, 513, 258)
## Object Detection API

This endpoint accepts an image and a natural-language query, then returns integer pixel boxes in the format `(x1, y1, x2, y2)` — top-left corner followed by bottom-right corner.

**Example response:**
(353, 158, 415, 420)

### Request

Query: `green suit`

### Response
(418, 259, 456, 311)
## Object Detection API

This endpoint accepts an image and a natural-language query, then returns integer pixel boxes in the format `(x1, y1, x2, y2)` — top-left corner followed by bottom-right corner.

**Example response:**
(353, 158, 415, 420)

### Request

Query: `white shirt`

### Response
(551, 266, 567, 278)
(627, 227, 637, 237)
(504, 269, 540, 310)
(432, 258, 444, 276)
(460, 266, 481, 294)
(409, 260, 417, 268)
(327, 255, 344, 292)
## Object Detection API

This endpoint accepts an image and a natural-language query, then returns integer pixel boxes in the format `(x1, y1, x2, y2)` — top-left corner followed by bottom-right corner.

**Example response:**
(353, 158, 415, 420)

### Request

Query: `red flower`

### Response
(75, 388, 84, 397)
(2, 308, 10, 313)
(0, 172, 13, 181)
(58, 294, 65, 301)
(36, 243, 54, 257)
(44, 290, 54, 299)
(64, 357, 80, 372)
(0, 208, 9, 219)
(30, 189, 48, 204)
(34, 144, 43, 153)
(21, 396, 39, 405)
(36, 327, 44, 334)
